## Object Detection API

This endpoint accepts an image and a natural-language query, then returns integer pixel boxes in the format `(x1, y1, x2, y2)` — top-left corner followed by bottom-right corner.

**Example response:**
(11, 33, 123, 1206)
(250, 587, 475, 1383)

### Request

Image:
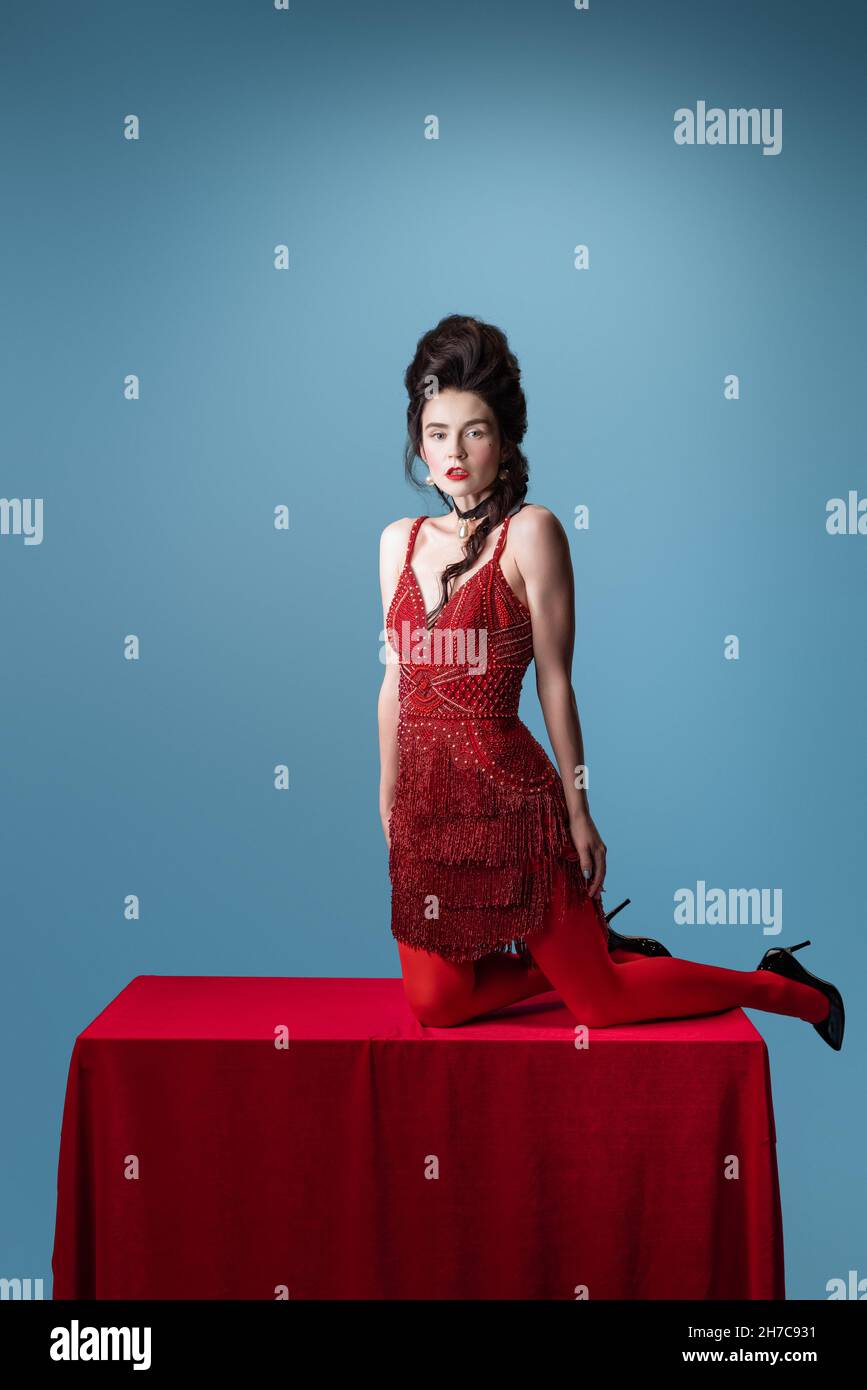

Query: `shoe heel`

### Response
(605, 898, 631, 924)
(603, 898, 672, 959)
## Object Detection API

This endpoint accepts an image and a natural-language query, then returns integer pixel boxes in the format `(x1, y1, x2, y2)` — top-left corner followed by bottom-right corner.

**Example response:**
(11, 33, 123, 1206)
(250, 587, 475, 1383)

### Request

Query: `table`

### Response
(51, 975, 785, 1299)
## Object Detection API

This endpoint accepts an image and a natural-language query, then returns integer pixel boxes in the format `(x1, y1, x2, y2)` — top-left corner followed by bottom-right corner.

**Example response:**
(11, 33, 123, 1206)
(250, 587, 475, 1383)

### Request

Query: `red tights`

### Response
(399, 862, 831, 1031)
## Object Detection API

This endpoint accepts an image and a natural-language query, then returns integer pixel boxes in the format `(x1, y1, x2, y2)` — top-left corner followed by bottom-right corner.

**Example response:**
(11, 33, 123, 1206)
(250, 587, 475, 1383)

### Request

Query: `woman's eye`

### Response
(429, 428, 484, 439)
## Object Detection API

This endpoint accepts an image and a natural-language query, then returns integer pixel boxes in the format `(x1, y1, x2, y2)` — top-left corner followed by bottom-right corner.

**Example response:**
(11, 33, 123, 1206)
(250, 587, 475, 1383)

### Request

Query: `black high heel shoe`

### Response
(604, 898, 672, 958)
(755, 939, 845, 1051)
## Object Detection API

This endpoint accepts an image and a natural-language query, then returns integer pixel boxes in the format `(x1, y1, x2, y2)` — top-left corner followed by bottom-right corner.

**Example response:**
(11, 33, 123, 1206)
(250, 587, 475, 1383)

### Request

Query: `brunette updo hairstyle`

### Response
(403, 314, 529, 626)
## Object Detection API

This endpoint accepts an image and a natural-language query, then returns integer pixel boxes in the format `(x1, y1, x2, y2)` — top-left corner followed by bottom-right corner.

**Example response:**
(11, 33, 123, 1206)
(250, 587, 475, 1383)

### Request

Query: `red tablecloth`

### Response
(51, 975, 785, 1300)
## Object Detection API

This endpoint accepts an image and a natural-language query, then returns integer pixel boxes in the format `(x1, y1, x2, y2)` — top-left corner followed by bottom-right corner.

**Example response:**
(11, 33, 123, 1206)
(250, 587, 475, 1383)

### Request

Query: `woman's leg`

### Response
(608, 946, 655, 964)
(398, 940, 552, 1027)
(466, 941, 655, 1015)
(528, 864, 832, 1029)
(398, 909, 669, 1027)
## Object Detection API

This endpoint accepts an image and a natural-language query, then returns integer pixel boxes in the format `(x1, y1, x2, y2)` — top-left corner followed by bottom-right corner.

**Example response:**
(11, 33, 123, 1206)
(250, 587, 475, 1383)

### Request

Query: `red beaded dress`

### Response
(385, 509, 609, 964)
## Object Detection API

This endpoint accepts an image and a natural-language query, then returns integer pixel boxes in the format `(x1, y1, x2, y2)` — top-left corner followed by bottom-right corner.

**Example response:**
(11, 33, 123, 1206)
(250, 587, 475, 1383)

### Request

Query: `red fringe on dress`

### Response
(388, 715, 604, 964)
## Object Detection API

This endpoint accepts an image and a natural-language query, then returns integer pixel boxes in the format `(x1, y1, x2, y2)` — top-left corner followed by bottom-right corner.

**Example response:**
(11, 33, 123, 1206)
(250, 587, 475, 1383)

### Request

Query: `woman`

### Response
(378, 314, 844, 1049)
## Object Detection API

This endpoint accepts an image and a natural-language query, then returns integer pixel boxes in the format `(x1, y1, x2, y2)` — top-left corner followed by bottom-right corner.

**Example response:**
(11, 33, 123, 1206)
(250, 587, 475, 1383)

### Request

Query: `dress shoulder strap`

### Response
(404, 515, 427, 567)
(492, 512, 513, 564)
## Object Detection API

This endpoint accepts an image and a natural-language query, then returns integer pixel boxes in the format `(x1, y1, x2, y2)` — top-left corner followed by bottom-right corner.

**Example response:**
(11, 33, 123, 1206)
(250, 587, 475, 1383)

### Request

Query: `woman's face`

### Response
(418, 389, 504, 502)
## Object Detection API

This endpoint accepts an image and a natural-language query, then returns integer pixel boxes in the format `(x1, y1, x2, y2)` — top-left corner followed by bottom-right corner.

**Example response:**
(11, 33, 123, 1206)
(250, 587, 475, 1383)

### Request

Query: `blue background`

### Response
(1, 0, 863, 1299)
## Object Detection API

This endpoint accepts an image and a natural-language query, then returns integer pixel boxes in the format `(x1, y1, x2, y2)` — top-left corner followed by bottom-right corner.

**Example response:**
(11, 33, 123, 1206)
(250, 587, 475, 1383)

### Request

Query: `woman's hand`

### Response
(381, 803, 393, 851)
(569, 811, 606, 897)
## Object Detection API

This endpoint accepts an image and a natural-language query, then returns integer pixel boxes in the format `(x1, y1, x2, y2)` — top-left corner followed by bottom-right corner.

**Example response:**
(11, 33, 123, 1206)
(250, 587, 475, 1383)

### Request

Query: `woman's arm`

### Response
(511, 507, 607, 896)
(378, 520, 407, 848)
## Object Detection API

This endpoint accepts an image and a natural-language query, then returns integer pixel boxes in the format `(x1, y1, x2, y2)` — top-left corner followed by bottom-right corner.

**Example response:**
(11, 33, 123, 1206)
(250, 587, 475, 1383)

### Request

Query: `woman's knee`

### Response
(398, 945, 474, 1027)
(574, 1001, 616, 1029)
(410, 997, 466, 1027)
(402, 983, 467, 1027)
(530, 951, 624, 1028)
(569, 977, 627, 1029)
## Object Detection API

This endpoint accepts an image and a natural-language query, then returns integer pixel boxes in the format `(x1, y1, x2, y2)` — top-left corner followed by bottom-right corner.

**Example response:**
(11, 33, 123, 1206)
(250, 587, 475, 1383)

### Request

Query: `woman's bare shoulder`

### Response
(379, 516, 420, 571)
(510, 503, 568, 549)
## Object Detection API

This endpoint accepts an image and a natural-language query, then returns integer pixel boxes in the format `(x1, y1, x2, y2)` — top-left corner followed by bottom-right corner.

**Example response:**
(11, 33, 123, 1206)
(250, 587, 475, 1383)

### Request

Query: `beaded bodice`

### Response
(385, 513, 533, 719)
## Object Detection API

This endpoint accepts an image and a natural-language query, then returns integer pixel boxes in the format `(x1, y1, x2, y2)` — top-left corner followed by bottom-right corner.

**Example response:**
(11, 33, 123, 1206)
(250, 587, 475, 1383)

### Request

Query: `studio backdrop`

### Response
(1, 0, 863, 1301)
